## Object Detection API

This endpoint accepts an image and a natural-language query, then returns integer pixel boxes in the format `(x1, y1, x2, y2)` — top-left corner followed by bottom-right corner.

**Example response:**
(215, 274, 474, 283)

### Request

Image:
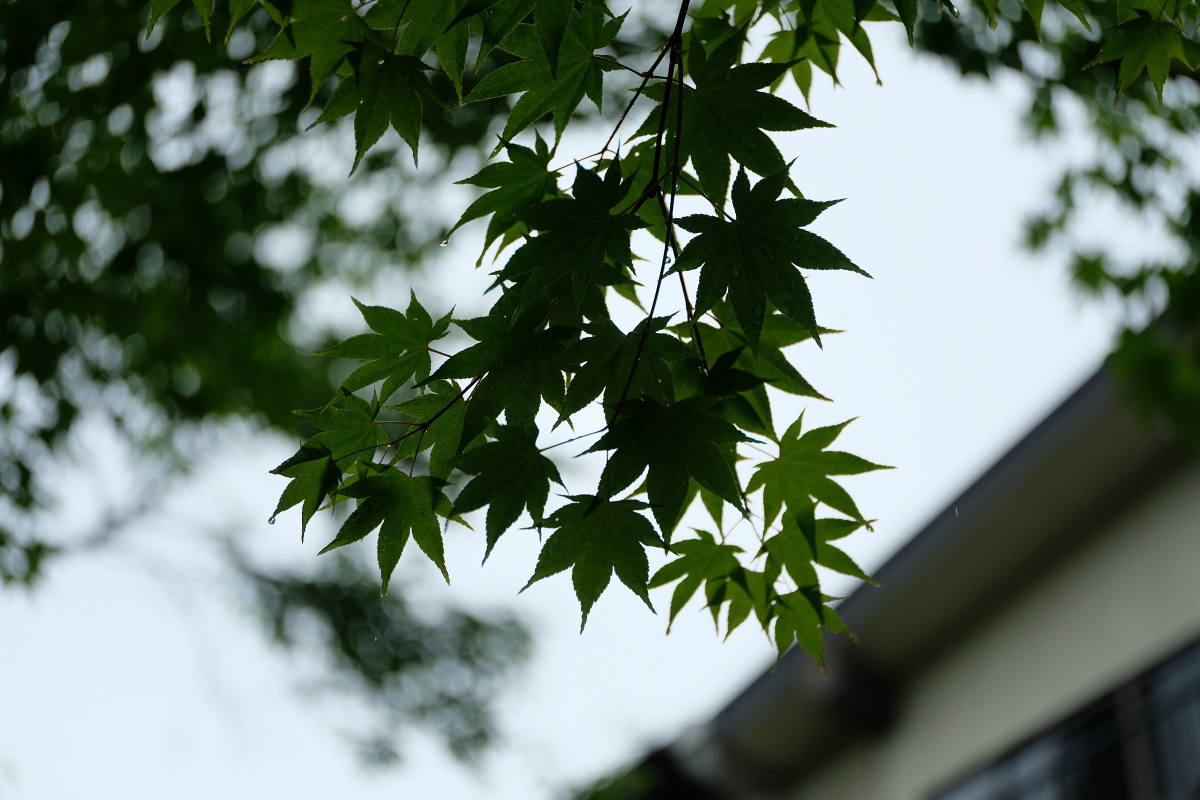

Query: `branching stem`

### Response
(539, 427, 607, 452)
(610, 0, 692, 424)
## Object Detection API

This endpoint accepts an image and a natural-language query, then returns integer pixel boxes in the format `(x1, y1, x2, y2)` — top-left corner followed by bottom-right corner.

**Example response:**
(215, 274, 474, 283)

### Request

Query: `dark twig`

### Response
(539, 427, 607, 452)
(678, 172, 731, 219)
(611, 0, 692, 424)
(409, 427, 426, 478)
(337, 375, 482, 465)
(600, 46, 673, 157)
(389, 0, 414, 53)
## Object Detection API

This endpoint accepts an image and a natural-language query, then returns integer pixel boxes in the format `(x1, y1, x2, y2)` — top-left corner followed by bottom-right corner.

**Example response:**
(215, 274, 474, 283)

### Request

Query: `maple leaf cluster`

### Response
(150, 0, 1188, 663)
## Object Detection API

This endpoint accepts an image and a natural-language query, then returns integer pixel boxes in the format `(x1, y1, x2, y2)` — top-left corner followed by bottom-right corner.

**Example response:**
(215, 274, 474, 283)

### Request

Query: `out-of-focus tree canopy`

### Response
(915, 0, 1200, 442)
(0, 0, 527, 763)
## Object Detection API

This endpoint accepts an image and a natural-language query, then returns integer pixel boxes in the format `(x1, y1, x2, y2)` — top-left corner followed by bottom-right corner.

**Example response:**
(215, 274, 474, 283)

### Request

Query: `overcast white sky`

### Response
(0, 21, 1126, 800)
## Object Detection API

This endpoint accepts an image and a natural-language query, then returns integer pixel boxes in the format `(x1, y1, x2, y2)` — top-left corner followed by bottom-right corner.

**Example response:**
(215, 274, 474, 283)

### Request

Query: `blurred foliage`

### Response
(565, 748, 722, 800)
(0, 0, 528, 763)
(914, 0, 1200, 441)
(241, 554, 530, 762)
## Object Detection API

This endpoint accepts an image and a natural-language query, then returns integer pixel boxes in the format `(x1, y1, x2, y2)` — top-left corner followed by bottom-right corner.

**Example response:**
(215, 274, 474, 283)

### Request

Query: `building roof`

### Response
(645, 365, 1185, 798)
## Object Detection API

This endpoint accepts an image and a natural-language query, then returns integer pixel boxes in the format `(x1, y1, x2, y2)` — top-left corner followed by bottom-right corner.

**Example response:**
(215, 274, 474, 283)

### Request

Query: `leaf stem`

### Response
(743, 441, 778, 460)
(678, 172, 730, 219)
(390, 0, 414, 54)
(409, 427, 426, 478)
(539, 427, 607, 452)
(600, 45, 673, 158)
(611, 0, 691, 422)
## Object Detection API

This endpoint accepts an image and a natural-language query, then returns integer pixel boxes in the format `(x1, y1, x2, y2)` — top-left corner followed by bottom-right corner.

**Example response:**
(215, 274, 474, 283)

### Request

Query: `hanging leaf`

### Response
(319, 292, 452, 402)
(590, 397, 748, 537)
(523, 496, 662, 630)
(464, 7, 625, 143)
(1087, 13, 1188, 102)
(747, 416, 891, 527)
(675, 168, 866, 351)
(321, 471, 451, 594)
(454, 424, 564, 558)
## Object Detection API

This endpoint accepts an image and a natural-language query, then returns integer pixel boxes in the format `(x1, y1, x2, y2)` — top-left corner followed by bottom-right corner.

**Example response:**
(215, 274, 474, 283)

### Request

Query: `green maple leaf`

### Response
(361, 0, 469, 58)
(590, 397, 747, 537)
(771, 588, 828, 665)
(760, 0, 883, 96)
(453, 424, 564, 558)
(558, 316, 697, 422)
(669, 304, 830, 439)
(436, 19, 471, 101)
(320, 471, 450, 594)
(270, 442, 340, 534)
(355, 0, 498, 98)
(152, 0, 258, 42)
(148, 0, 185, 35)
(648, 530, 744, 631)
(747, 415, 890, 527)
(675, 167, 867, 350)
(319, 292, 451, 402)
(464, 7, 624, 144)
(495, 161, 643, 313)
(758, 499, 872, 618)
(344, 46, 434, 171)
(252, 0, 366, 100)
(767, 499, 873, 585)
(534, 0, 572, 75)
(1021, 0, 1090, 34)
(689, 303, 831, 399)
(431, 318, 575, 444)
(386, 379, 470, 479)
(1087, 13, 1189, 102)
(476, 0, 537, 67)
(703, 564, 775, 639)
(694, 346, 778, 439)
(294, 392, 389, 468)
(225, 0, 257, 40)
(450, 134, 559, 255)
(634, 32, 831, 203)
(762, 519, 820, 591)
(523, 496, 661, 630)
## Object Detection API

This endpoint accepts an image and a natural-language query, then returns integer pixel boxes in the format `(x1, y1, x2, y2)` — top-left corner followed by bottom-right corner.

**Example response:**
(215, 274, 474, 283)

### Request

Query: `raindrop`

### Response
(439, 237, 450, 247)
(268, 514, 277, 525)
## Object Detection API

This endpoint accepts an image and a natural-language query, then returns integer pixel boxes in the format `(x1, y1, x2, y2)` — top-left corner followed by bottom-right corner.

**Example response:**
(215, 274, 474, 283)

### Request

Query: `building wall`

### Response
(789, 456, 1200, 800)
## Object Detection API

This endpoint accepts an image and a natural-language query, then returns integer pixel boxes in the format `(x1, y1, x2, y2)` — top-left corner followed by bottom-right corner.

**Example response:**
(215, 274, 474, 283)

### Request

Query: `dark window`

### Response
(1146, 643, 1200, 796)
(933, 637, 1200, 800)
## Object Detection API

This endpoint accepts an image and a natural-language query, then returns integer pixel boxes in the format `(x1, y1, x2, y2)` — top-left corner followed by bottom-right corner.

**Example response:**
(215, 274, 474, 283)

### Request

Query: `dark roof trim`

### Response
(667, 365, 1184, 797)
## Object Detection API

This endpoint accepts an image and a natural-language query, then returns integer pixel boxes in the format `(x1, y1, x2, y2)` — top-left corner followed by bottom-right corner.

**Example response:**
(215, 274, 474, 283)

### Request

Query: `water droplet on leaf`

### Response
(268, 514, 277, 525)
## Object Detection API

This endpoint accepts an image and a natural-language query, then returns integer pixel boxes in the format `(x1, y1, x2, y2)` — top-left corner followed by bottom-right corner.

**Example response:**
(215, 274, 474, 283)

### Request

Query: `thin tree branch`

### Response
(408, 427, 426, 478)
(611, 0, 692, 423)
(600, 45, 674, 157)
(539, 427, 607, 452)
(678, 172, 731, 219)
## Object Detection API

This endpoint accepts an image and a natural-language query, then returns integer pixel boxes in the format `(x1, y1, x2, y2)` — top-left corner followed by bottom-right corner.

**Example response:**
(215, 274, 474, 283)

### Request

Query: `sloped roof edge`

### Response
(667, 365, 1184, 797)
